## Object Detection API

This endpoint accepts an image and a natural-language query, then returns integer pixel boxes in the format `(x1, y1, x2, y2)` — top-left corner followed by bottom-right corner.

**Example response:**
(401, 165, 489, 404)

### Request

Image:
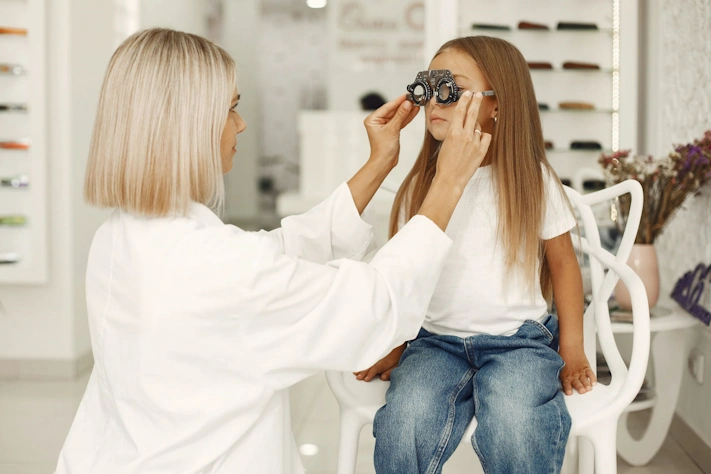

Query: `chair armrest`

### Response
(583, 240, 651, 423)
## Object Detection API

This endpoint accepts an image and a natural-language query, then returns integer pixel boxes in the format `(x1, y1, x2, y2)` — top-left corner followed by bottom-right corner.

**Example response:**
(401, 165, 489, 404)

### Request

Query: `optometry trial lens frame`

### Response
(406, 69, 495, 106)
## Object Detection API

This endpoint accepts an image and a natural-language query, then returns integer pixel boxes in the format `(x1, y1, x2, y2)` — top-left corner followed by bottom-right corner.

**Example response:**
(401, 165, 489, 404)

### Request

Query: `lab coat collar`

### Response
(189, 201, 225, 227)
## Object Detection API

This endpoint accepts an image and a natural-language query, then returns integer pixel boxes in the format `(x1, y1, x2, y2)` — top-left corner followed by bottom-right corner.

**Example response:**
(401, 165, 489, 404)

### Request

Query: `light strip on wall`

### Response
(612, 0, 620, 151)
(307, 0, 327, 8)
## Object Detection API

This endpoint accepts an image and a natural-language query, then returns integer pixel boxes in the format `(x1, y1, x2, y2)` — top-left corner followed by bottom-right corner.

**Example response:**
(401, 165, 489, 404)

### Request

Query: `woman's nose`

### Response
(235, 114, 247, 133)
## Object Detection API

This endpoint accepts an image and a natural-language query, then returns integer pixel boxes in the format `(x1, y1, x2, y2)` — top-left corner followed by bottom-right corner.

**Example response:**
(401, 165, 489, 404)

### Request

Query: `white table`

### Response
(613, 298, 700, 466)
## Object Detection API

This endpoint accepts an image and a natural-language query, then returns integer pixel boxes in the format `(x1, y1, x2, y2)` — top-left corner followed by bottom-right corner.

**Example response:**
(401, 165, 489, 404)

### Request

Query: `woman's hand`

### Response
(416, 92, 492, 231)
(559, 348, 597, 396)
(435, 91, 492, 190)
(363, 94, 420, 170)
(354, 344, 406, 382)
(347, 95, 419, 214)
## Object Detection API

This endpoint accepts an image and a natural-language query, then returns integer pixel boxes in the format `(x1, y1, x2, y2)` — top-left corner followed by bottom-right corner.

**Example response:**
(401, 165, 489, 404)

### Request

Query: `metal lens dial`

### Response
(436, 79, 458, 105)
(407, 80, 431, 106)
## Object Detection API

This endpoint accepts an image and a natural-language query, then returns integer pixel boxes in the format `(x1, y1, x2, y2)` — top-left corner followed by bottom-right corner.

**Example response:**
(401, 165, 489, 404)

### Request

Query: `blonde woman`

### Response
(53, 29, 492, 473)
(355, 36, 596, 474)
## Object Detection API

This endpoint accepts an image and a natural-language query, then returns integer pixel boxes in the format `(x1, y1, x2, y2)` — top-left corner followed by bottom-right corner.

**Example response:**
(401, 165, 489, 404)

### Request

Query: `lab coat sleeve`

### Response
(247, 215, 452, 391)
(262, 182, 376, 263)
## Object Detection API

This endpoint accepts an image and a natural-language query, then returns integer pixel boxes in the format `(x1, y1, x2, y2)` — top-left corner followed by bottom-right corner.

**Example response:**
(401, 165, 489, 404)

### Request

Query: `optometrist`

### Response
(54, 29, 492, 474)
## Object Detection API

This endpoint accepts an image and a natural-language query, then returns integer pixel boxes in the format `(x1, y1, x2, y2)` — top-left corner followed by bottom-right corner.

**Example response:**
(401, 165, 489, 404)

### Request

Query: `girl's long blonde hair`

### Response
(390, 36, 570, 303)
(85, 28, 236, 217)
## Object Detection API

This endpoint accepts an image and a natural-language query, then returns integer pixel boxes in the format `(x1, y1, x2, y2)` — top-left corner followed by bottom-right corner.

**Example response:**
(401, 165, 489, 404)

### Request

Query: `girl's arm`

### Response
(544, 232, 597, 395)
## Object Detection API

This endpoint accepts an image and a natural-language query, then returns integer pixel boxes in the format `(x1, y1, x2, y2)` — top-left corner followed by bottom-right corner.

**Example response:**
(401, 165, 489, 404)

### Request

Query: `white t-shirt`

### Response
(414, 164, 576, 337)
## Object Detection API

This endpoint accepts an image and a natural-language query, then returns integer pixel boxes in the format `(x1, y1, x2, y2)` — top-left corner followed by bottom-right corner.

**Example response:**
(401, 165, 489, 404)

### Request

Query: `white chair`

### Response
(326, 180, 651, 474)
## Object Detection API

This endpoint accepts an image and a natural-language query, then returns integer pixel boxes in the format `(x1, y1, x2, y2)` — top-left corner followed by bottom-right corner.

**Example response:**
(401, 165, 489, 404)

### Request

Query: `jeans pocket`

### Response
(524, 318, 555, 342)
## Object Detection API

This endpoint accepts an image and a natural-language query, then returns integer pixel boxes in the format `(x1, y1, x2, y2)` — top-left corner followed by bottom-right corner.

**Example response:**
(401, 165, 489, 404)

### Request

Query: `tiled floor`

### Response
(0, 370, 705, 474)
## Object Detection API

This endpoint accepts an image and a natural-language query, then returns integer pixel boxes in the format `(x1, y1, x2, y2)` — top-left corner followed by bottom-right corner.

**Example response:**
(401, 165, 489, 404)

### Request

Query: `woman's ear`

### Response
(490, 104, 498, 120)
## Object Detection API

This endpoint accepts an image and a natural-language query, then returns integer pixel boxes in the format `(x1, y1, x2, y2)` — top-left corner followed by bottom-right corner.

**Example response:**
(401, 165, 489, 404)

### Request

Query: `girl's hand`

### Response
(363, 94, 420, 169)
(435, 91, 492, 189)
(354, 344, 406, 382)
(559, 348, 597, 396)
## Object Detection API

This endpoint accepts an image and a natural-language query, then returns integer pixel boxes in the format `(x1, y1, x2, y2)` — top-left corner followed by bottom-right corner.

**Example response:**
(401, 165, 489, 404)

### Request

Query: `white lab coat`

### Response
(54, 183, 452, 474)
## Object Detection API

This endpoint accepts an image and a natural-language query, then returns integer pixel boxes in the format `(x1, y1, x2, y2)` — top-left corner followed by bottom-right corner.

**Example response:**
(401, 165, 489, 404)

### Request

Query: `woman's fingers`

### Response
(365, 93, 408, 125)
(400, 105, 420, 129)
(362, 93, 418, 133)
(471, 121, 482, 142)
(464, 92, 483, 135)
(450, 90, 472, 131)
(385, 99, 414, 131)
(449, 91, 482, 136)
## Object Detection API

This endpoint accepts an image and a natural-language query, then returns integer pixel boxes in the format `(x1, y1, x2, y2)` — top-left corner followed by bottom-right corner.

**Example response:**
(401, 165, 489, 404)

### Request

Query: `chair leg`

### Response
(336, 408, 365, 474)
(560, 436, 578, 474)
(578, 436, 595, 474)
(586, 422, 618, 474)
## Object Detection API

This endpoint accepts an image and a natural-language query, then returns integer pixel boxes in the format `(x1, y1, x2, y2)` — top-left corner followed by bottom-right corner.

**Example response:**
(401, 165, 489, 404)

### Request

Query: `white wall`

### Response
(258, 7, 328, 194)
(69, 0, 117, 359)
(220, 0, 259, 222)
(327, 0, 425, 110)
(645, 0, 711, 449)
(0, 0, 113, 365)
(140, 0, 207, 36)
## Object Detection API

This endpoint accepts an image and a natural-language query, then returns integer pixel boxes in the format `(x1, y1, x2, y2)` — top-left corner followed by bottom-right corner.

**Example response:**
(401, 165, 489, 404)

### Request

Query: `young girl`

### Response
(355, 36, 597, 474)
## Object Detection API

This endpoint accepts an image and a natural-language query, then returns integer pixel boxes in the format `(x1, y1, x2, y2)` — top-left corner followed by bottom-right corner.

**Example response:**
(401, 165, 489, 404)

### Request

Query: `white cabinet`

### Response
(0, 0, 46, 283)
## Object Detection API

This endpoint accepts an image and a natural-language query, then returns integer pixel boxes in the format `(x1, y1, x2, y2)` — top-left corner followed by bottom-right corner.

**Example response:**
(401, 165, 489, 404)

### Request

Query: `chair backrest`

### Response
(563, 180, 651, 420)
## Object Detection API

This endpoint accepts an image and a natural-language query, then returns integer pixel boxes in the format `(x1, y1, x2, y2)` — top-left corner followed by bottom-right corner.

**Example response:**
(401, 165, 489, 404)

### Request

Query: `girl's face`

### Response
(220, 88, 248, 174)
(425, 49, 498, 142)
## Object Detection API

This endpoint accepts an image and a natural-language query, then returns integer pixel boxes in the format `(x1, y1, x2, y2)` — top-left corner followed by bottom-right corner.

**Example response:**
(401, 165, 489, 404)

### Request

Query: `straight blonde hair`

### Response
(390, 36, 573, 304)
(85, 28, 236, 217)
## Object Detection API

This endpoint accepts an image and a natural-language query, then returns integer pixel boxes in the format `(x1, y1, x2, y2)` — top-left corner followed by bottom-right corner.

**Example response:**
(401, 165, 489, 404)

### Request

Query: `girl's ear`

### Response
(490, 103, 498, 120)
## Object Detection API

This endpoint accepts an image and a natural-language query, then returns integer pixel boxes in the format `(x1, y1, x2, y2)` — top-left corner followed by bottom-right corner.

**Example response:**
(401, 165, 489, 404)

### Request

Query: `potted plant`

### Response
(599, 130, 711, 308)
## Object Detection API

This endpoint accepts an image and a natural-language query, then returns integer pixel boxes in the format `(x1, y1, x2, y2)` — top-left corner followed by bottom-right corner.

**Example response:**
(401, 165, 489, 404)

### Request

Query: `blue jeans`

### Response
(373, 315, 571, 474)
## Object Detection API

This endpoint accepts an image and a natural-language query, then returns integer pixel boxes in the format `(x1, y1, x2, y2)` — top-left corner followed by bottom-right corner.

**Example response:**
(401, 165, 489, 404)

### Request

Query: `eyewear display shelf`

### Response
(0, 0, 47, 283)
(429, 0, 638, 186)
